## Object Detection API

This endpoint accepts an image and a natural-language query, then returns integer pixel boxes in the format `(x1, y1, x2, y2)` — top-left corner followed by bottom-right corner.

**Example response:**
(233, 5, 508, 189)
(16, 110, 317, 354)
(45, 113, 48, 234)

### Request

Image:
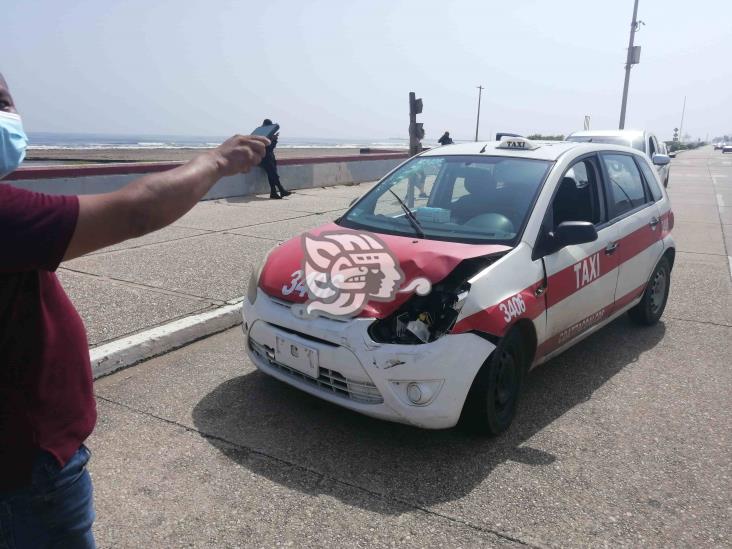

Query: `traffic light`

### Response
(410, 95, 423, 115)
(408, 92, 424, 156)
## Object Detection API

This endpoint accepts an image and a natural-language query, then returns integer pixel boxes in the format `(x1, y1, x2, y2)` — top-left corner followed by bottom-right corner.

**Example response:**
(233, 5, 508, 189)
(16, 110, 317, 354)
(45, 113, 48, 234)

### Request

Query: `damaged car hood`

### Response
(258, 223, 511, 318)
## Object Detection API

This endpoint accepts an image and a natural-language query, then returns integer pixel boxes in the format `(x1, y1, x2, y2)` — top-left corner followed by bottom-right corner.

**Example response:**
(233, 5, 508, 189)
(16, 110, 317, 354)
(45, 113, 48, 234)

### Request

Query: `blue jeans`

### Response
(0, 445, 95, 549)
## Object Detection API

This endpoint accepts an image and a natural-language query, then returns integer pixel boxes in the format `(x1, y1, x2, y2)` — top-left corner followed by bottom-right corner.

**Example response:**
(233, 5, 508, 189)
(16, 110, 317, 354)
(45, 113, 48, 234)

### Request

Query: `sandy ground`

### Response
(25, 147, 400, 164)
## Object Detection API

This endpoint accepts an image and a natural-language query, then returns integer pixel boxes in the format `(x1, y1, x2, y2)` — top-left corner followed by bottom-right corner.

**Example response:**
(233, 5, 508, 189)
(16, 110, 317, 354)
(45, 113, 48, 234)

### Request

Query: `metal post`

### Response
(475, 85, 484, 141)
(409, 92, 418, 156)
(619, 0, 640, 129)
(679, 96, 686, 144)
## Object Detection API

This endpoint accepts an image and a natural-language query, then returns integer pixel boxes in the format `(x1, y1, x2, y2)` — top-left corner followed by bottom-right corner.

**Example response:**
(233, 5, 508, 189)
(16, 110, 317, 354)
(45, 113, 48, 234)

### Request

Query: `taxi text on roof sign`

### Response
(497, 136, 540, 150)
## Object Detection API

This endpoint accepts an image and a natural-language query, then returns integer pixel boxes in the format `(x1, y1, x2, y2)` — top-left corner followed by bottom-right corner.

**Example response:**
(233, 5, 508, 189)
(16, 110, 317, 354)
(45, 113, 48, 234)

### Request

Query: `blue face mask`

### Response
(0, 111, 28, 179)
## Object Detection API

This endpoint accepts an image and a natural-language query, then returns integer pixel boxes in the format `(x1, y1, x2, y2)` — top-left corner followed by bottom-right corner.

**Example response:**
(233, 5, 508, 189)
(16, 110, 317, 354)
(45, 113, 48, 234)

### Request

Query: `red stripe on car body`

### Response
(453, 224, 664, 338)
(534, 283, 646, 358)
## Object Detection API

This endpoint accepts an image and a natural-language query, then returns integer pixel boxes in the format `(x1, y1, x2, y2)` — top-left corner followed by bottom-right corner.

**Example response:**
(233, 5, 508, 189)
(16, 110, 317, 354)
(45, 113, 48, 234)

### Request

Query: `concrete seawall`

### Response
(5, 152, 408, 199)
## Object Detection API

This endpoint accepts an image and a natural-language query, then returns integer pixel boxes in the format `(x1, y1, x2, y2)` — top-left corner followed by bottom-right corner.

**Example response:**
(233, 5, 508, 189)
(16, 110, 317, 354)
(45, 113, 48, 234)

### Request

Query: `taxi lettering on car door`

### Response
(539, 155, 621, 354)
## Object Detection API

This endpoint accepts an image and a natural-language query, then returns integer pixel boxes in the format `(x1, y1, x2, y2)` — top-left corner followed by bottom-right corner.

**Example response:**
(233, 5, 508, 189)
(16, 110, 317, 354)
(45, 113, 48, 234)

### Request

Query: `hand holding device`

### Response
(251, 123, 280, 140)
(212, 134, 269, 176)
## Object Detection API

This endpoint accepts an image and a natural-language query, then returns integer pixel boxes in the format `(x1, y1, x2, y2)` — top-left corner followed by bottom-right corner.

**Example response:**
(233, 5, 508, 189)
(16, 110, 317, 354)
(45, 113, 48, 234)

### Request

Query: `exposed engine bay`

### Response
(368, 253, 503, 344)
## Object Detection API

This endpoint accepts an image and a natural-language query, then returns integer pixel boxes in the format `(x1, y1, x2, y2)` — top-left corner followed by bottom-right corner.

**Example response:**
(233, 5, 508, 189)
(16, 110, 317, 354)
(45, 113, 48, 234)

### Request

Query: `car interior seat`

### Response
(450, 168, 497, 224)
(553, 176, 593, 226)
(490, 160, 541, 226)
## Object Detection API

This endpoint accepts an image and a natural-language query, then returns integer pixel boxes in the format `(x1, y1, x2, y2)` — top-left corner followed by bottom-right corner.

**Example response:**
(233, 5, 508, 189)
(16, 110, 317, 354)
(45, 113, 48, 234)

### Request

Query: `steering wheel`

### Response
(464, 213, 515, 234)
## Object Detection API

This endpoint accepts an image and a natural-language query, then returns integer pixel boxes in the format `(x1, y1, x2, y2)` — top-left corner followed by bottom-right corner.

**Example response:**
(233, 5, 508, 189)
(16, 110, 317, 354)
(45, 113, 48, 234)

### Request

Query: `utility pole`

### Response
(475, 85, 484, 141)
(584, 115, 591, 131)
(619, 0, 642, 129)
(678, 96, 687, 144)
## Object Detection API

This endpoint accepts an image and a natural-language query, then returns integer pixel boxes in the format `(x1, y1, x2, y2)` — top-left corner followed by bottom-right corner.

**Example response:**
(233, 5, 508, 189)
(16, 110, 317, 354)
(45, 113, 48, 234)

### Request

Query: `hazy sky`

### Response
(2, 0, 731, 141)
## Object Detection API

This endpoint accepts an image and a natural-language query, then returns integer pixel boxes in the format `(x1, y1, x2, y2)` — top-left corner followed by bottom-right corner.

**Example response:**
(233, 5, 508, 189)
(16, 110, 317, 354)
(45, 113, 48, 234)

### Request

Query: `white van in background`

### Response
(567, 130, 671, 187)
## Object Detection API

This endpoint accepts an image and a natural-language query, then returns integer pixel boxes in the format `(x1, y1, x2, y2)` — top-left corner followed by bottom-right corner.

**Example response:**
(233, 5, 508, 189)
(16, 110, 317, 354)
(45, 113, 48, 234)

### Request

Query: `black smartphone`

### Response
(251, 123, 280, 139)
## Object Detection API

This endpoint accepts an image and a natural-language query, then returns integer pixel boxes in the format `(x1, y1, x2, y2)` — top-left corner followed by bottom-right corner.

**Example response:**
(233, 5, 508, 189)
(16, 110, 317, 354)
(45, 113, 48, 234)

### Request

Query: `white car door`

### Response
(600, 152, 664, 307)
(537, 155, 621, 357)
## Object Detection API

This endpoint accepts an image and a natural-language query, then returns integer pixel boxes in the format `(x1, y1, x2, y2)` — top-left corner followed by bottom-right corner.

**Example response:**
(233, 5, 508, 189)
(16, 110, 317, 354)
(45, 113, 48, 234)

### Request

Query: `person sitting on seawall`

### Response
(438, 131, 453, 146)
(258, 118, 291, 199)
(0, 71, 269, 549)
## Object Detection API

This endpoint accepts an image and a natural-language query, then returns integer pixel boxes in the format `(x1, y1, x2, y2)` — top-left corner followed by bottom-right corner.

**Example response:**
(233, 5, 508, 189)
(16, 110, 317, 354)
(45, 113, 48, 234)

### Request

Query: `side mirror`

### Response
(535, 221, 598, 258)
(652, 154, 671, 166)
(555, 221, 598, 247)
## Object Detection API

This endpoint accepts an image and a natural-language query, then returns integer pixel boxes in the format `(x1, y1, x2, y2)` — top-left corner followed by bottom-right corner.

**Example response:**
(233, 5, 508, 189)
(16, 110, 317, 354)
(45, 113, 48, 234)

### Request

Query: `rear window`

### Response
(568, 135, 646, 153)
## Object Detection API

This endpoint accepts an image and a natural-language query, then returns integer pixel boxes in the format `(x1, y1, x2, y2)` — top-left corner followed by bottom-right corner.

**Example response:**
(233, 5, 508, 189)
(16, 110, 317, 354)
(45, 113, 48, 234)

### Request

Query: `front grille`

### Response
(267, 297, 348, 323)
(249, 338, 383, 404)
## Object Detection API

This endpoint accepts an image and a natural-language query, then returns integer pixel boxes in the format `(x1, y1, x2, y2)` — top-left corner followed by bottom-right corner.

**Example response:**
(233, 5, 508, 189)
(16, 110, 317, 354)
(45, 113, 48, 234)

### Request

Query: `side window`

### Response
(636, 157, 663, 201)
(551, 158, 604, 228)
(601, 153, 648, 218)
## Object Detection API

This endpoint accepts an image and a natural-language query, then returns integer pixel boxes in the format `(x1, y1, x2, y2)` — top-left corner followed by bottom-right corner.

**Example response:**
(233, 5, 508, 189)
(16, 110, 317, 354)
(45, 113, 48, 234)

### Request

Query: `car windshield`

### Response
(567, 134, 646, 152)
(338, 155, 552, 244)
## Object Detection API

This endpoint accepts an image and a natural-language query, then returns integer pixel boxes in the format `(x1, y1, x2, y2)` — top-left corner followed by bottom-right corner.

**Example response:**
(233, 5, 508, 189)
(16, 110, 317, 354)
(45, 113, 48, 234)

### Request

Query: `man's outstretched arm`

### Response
(63, 134, 268, 261)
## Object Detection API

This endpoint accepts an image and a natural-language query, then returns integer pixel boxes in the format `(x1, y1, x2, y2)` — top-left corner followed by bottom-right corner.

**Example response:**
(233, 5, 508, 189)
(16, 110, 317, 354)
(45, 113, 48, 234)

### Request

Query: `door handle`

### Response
(605, 241, 619, 255)
(649, 216, 660, 229)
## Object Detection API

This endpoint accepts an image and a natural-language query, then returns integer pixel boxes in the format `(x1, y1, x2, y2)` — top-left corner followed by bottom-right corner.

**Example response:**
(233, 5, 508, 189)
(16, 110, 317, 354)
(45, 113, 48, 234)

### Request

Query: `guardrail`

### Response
(4, 152, 409, 199)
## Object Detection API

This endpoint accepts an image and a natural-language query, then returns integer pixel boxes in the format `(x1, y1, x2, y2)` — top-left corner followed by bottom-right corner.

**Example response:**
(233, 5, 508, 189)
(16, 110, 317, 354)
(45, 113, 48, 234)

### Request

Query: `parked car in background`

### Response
(567, 130, 671, 187)
(714, 141, 724, 150)
(723, 143, 732, 154)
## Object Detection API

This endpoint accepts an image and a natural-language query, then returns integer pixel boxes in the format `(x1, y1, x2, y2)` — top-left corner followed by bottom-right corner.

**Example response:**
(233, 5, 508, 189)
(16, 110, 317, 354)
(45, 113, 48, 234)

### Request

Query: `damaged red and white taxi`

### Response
(242, 137, 675, 435)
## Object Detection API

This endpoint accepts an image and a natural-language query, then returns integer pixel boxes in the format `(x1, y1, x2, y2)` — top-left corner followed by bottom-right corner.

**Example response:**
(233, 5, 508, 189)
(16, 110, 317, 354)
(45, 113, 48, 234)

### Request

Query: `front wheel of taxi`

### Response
(628, 256, 671, 326)
(459, 328, 527, 436)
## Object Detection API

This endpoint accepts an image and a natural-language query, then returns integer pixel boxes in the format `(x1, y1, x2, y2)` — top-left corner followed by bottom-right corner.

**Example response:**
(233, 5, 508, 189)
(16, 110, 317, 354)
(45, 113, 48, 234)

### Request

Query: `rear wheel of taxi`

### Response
(460, 328, 527, 436)
(628, 256, 671, 326)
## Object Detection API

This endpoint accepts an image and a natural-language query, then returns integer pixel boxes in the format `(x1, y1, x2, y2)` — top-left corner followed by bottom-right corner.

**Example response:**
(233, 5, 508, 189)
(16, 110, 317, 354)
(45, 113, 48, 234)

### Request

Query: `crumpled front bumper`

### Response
(241, 290, 496, 429)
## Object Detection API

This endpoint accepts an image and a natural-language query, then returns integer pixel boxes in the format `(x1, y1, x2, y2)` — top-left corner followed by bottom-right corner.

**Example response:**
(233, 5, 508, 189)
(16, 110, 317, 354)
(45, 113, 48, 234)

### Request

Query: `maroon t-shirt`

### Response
(0, 184, 96, 490)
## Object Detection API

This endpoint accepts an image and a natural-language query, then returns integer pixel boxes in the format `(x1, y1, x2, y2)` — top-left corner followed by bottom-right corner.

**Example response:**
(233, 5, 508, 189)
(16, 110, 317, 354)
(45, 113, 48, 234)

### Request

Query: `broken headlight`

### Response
(367, 253, 503, 345)
(368, 284, 469, 345)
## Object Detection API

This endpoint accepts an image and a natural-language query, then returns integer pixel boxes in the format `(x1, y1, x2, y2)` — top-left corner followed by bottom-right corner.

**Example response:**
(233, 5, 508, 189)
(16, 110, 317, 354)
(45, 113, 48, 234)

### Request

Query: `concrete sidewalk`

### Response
(85, 147, 731, 547)
(60, 182, 376, 351)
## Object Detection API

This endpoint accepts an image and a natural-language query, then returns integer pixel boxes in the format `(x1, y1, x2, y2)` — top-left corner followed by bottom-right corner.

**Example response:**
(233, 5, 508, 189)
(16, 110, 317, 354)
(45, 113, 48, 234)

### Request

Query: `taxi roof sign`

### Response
(497, 136, 540, 151)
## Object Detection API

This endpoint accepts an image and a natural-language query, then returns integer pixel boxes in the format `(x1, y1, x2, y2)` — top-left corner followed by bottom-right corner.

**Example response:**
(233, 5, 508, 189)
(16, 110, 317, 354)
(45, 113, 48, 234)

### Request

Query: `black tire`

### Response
(628, 256, 671, 325)
(460, 328, 527, 436)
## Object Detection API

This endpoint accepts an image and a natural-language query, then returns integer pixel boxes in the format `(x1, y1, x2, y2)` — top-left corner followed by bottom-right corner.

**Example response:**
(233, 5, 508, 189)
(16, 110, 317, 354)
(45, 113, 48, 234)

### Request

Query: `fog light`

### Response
(391, 380, 444, 406)
(406, 382, 423, 404)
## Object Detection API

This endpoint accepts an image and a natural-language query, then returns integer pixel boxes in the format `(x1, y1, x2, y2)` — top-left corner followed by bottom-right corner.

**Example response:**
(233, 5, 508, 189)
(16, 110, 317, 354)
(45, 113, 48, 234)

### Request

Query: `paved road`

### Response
(88, 147, 731, 547)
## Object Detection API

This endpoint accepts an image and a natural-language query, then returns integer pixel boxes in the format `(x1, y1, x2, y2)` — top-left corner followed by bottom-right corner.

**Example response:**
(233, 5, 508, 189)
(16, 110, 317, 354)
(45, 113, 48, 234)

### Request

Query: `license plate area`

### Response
(274, 335, 319, 378)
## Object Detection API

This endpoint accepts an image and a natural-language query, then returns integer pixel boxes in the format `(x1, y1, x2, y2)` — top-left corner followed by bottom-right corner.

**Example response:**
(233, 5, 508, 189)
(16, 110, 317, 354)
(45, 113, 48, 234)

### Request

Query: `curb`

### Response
(90, 300, 244, 379)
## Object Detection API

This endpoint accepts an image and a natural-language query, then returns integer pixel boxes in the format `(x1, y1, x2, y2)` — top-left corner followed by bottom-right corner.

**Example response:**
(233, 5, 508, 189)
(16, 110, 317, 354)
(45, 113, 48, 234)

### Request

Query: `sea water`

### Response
(27, 132, 417, 151)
